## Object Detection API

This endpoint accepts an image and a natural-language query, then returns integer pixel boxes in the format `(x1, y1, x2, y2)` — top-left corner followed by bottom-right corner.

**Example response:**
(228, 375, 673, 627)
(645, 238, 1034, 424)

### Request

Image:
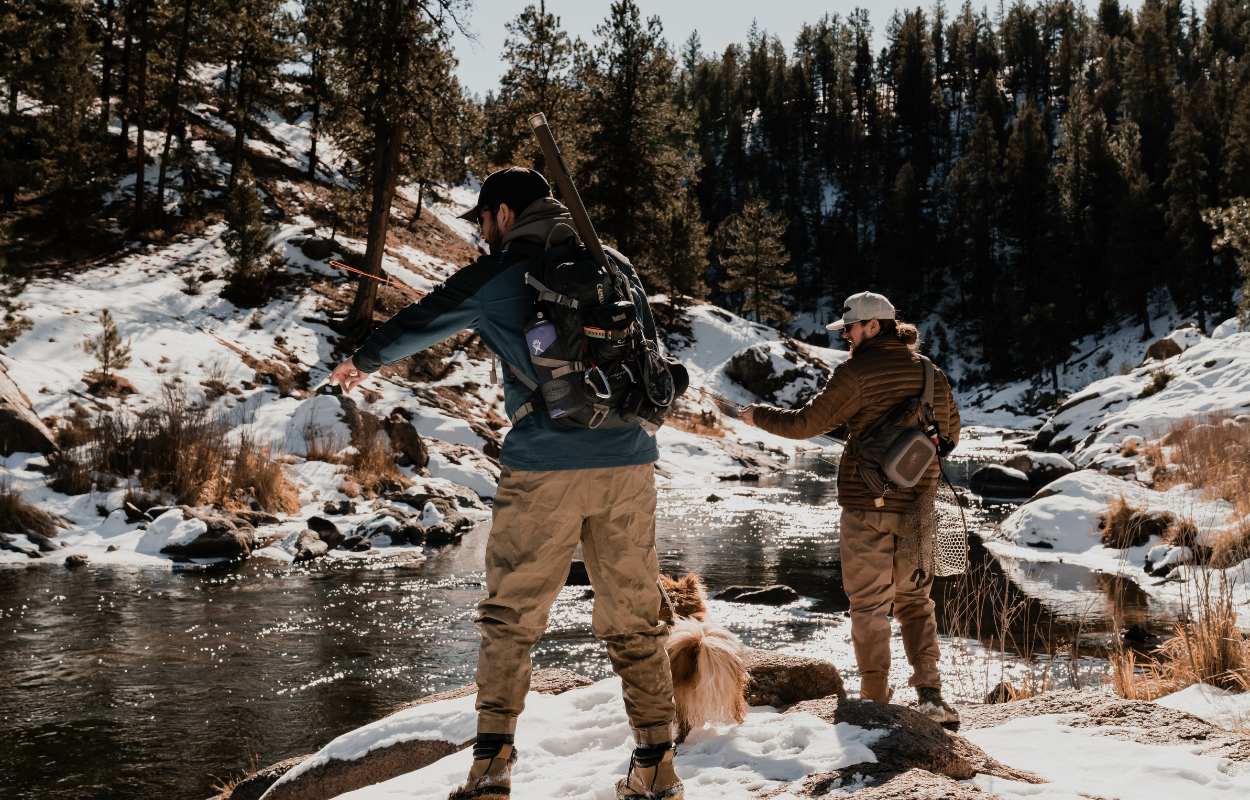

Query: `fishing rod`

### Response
(328, 260, 426, 297)
(694, 386, 846, 447)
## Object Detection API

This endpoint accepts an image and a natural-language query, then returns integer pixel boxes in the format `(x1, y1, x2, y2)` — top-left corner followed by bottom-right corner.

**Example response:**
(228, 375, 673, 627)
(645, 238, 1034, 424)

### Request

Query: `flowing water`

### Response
(0, 432, 1175, 799)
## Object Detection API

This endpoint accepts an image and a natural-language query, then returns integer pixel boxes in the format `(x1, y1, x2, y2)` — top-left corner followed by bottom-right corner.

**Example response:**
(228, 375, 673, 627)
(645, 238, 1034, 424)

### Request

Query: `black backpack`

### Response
(501, 239, 689, 435)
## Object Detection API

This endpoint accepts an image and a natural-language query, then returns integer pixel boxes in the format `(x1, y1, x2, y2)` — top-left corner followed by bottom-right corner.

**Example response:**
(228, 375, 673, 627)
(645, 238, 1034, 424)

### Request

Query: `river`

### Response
(0, 431, 1175, 799)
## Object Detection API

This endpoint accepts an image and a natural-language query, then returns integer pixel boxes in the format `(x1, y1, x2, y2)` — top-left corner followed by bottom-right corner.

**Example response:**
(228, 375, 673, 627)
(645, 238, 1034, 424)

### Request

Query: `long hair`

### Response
(877, 318, 921, 353)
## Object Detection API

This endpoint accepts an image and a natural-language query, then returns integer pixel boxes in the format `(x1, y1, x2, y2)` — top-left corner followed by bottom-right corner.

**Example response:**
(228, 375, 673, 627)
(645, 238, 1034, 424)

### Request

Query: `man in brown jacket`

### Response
(739, 291, 962, 724)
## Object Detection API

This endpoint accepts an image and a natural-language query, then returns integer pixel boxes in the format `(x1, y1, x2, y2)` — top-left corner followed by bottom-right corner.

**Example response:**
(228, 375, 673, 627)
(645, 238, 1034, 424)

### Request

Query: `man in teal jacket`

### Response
(328, 168, 683, 800)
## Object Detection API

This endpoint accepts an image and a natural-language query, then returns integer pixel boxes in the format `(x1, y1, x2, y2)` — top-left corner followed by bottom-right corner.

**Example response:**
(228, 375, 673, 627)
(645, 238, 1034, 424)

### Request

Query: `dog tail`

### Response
(667, 618, 748, 740)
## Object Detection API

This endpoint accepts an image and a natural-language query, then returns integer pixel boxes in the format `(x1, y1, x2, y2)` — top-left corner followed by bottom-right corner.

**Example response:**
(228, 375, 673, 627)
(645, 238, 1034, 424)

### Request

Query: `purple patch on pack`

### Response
(528, 321, 557, 356)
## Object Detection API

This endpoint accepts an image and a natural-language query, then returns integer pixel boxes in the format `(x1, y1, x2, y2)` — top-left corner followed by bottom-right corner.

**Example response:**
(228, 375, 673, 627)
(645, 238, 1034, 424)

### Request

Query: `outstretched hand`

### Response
(327, 358, 370, 394)
(738, 404, 757, 427)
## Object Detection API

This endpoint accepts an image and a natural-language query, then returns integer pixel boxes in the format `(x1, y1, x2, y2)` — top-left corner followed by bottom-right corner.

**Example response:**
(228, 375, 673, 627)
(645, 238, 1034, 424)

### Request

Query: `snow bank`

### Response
(1034, 327, 1250, 468)
(285, 677, 883, 799)
(966, 712, 1250, 798)
(1154, 684, 1250, 731)
(985, 469, 1249, 614)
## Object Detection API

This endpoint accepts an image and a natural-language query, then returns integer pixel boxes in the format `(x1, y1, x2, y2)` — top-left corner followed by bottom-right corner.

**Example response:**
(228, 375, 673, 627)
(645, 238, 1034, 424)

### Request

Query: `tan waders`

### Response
(616, 748, 684, 799)
(840, 508, 942, 704)
(460, 463, 677, 796)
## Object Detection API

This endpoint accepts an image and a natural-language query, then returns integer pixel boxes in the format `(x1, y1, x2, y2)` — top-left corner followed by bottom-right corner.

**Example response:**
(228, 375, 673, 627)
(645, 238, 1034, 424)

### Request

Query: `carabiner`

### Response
(584, 366, 612, 399)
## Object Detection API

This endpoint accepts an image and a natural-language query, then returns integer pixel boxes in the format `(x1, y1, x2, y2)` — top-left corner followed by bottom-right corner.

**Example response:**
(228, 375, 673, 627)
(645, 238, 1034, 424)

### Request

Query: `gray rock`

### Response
(716, 584, 799, 605)
(355, 508, 423, 546)
(350, 538, 372, 552)
(106, 545, 119, 552)
(306, 516, 339, 536)
(743, 649, 846, 708)
(0, 361, 58, 456)
(160, 510, 256, 559)
(322, 500, 355, 515)
(969, 465, 1032, 498)
(230, 755, 311, 800)
(259, 669, 593, 800)
(64, 554, 89, 568)
(1002, 451, 1077, 493)
(385, 411, 429, 468)
(339, 535, 364, 551)
(299, 237, 337, 262)
(293, 529, 329, 562)
(26, 533, 60, 552)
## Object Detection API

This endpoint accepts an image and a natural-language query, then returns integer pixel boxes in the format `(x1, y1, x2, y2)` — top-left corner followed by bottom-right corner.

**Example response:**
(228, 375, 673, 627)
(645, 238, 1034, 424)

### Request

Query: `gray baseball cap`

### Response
(827, 291, 896, 330)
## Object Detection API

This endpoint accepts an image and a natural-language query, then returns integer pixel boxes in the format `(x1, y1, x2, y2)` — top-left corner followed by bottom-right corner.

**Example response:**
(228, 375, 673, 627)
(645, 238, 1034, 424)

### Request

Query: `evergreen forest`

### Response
(4, 0, 1250, 395)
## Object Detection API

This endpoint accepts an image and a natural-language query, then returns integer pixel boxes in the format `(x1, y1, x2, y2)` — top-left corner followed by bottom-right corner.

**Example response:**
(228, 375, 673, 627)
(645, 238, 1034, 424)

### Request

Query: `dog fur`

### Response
(659, 573, 748, 742)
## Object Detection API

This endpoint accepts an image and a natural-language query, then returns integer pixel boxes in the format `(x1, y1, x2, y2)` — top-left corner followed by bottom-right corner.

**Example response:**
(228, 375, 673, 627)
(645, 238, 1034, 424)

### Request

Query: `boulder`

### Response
(566, 560, 592, 586)
(1141, 337, 1183, 365)
(0, 362, 58, 455)
(0, 533, 41, 558)
(723, 341, 828, 406)
(299, 237, 337, 262)
(64, 554, 89, 568)
(322, 500, 355, 516)
(385, 411, 429, 468)
(161, 511, 256, 559)
(293, 529, 329, 562)
(260, 669, 592, 800)
(743, 649, 846, 707)
(355, 508, 423, 547)
(716, 584, 799, 605)
(969, 465, 1031, 499)
(306, 517, 345, 550)
(1002, 451, 1077, 493)
(234, 510, 281, 527)
(339, 534, 365, 551)
(26, 533, 61, 552)
(775, 696, 1039, 788)
(229, 755, 311, 800)
(768, 767, 994, 799)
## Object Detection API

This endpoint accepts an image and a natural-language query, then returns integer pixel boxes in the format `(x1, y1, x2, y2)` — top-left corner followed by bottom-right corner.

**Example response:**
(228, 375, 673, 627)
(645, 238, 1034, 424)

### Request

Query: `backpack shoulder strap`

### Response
(920, 356, 935, 406)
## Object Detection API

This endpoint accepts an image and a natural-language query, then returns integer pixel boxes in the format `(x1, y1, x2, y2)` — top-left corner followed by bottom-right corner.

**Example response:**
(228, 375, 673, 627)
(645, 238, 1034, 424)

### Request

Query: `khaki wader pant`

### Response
(840, 508, 942, 702)
(475, 463, 674, 746)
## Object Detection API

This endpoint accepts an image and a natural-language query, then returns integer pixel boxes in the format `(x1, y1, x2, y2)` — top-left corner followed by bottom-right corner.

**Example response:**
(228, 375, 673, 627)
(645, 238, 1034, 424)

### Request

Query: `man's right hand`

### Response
(327, 358, 370, 394)
(738, 404, 758, 427)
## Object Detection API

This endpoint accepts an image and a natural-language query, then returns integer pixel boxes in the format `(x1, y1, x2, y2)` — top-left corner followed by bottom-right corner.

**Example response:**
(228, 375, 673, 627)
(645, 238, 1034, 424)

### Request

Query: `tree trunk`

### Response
(118, 23, 133, 160)
(157, 0, 195, 218)
(100, 0, 116, 131)
(1140, 292, 1152, 340)
(229, 57, 248, 187)
(4, 85, 16, 209)
(307, 52, 320, 180)
(133, 0, 148, 232)
(347, 0, 413, 330)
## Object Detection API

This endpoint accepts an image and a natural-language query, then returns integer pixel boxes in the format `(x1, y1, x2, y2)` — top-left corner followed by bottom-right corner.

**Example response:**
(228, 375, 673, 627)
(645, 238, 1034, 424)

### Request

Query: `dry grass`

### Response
(1100, 495, 1172, 549)
(302, 420, 346, 463)
(0, 481, 59, 536)
(1139, 366, 1174, 398)
(47, 383, 301, 514)
(665, 401, 726, 438)
(1150, 411, 1250, 568)
(343, 410, 408, 498)
(1112, 578, 1250, 700)
(1120, 439, 1140, 457)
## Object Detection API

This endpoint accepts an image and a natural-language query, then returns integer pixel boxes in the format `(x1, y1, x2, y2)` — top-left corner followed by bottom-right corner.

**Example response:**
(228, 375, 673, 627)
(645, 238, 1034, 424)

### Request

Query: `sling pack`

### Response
(501, 237, 688, 435)
(847, 356, 941, 502)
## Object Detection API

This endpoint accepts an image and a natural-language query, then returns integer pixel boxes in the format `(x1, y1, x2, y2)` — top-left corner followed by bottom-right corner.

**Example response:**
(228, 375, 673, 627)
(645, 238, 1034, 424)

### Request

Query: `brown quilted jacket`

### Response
(752, 334, 961, 512)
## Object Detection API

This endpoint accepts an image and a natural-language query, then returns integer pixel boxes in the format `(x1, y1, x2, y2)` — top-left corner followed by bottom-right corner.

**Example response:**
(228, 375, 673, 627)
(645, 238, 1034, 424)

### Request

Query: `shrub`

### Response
(1153, 412, 1250, 524)
(345, 410, 408, 498)
(1120, 439, 1139, 457)
(222, 162, 286, 308)
(47, 449, 93, 495)
(1139, 366, 1173, 398)
(1100, 496, 1171, 549)
(80, 308, 134, 396)
(0, 482, 59, 536)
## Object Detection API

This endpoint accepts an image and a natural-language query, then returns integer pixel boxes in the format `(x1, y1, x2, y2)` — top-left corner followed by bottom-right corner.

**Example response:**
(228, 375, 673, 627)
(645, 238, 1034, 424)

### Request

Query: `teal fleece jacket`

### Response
(351, 198, 660, 472)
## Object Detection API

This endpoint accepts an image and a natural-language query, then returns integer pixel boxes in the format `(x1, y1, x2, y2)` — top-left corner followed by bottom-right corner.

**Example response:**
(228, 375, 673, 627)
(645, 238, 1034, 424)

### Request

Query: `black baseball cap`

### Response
(459, 167, 552, 223)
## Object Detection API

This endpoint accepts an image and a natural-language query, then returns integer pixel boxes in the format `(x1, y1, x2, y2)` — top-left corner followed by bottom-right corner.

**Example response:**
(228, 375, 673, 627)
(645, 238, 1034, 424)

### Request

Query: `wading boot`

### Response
(448, 744, 517, 800)
(616, 746, 684, 800)
(917, 686, 960, 728)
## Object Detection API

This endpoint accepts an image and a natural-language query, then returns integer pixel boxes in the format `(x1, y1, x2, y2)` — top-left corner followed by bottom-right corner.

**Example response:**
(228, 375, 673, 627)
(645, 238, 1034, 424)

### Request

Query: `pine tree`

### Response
(222, 162, 285, 307)
(649, 187, 710, 305)
(486, 2, 582, 176)
(327, 0, 466, 330)
(0, 0, 44, 211)
(1221, 82, 1250, 199)
(720, 196, 794, 323)
(1203, 197, 1250, 330)
(80, 308, 133, 394)
(1001, 102, 1049, 273)
(295, 0, 337, 181)
(578, 0, 701, 283)
(1165, 98, 1213, 329)
(1107, 120, 1162, 339)
(1124, 0, 1178, 180)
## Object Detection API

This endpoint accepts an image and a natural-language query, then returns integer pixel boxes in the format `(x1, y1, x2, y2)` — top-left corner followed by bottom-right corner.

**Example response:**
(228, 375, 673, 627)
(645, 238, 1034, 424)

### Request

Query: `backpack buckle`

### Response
(584, 366, 612, 399)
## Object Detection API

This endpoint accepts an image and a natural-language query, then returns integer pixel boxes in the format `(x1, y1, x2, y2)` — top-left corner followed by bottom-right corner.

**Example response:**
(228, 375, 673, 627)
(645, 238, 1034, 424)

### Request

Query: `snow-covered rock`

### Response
(1155, 684, 1250, 730)
(1033, 328, 1250, 468)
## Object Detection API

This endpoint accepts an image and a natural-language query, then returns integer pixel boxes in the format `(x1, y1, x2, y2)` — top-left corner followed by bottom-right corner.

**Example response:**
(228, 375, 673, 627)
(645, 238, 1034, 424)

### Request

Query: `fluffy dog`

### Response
(659, 573, 748, 742)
